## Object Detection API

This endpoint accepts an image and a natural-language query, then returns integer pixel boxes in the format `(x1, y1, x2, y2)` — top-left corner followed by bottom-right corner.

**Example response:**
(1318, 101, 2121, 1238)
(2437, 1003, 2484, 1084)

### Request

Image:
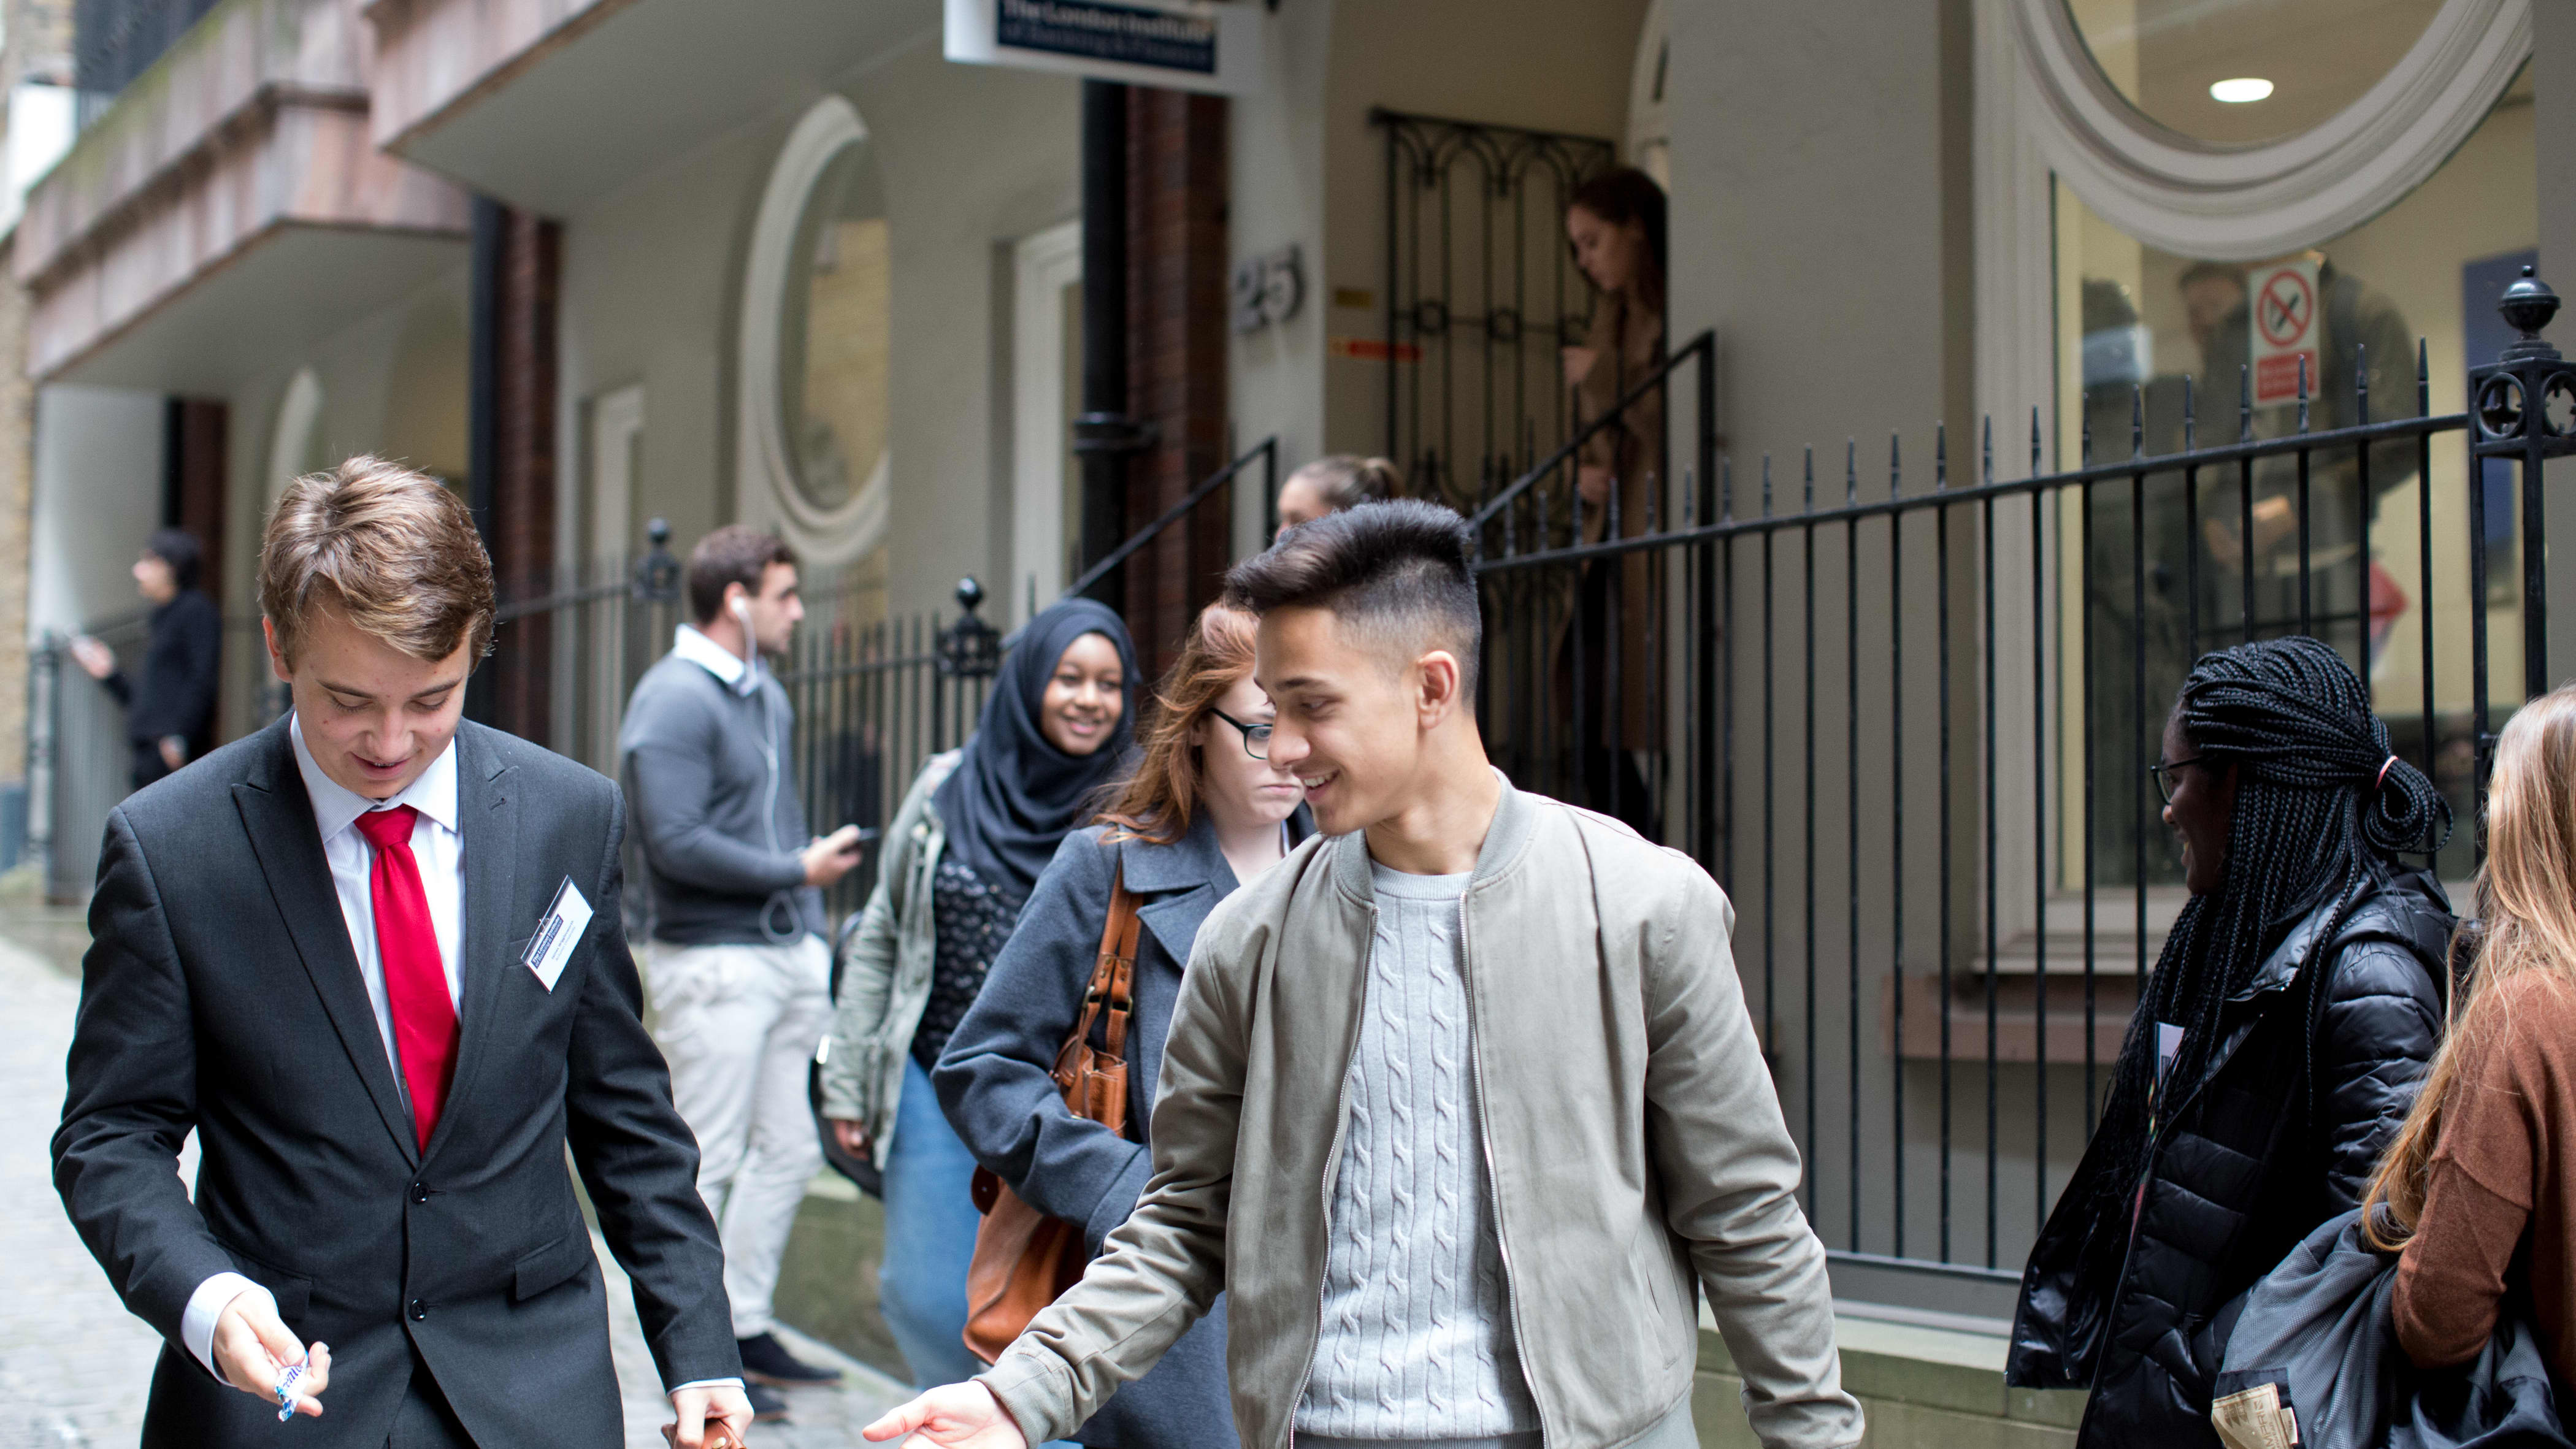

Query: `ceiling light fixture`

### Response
(2210, 77, 2275, 104)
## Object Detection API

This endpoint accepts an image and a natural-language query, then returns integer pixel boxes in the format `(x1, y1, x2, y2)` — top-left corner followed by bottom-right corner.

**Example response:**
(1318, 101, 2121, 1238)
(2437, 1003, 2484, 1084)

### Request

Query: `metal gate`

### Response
(1373, 109, 1618, 517)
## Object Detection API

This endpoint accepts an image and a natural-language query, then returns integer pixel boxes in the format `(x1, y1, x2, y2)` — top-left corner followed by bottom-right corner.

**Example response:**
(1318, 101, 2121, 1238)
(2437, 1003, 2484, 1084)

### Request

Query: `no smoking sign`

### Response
(2249, 257, 2321, 407)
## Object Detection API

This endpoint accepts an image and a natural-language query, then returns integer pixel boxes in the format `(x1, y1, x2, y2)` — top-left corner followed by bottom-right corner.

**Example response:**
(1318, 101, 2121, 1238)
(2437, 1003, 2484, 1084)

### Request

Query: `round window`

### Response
(2064, 0, 2446, 145)
(776, 141, 889, 516)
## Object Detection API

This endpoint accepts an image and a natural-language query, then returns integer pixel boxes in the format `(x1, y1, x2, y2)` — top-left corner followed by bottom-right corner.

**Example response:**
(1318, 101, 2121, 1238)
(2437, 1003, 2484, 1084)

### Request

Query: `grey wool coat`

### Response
(933, 808, 1309, 1449)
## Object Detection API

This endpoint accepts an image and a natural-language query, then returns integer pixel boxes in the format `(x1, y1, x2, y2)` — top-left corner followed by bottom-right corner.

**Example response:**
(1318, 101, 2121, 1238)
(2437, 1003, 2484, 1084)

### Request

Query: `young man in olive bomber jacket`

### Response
(866, 501, 1861, 1449)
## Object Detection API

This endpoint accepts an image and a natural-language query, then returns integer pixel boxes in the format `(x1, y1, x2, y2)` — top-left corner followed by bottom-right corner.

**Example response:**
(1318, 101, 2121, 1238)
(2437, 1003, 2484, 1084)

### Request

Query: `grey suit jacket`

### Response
(52, 716, 737, 1448)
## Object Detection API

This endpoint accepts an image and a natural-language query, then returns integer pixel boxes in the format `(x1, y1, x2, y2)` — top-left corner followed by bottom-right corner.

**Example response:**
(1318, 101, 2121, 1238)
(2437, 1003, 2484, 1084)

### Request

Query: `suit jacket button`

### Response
(412, 1183, 429, 1204)
(409, 1299, 426, 1321)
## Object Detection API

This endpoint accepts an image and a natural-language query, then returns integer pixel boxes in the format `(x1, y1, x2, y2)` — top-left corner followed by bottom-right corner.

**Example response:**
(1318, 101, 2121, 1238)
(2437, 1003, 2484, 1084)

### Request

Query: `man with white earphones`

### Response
(619, 526, 867, 1421)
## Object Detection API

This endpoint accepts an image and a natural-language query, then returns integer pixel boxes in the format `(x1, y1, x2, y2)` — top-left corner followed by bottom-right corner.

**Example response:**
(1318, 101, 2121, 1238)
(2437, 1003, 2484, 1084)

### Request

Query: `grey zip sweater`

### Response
(618, 644, 824, 945)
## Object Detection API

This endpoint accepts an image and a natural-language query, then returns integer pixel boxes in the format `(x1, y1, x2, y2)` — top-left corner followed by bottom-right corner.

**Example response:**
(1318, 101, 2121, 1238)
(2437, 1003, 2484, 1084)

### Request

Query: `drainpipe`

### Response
(1073, 80, 1147, 609)
(464, 196, 502, 724)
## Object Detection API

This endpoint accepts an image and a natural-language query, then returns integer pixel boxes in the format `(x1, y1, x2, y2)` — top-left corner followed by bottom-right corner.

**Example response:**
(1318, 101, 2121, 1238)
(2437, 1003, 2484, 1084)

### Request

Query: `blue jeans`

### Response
(879, 1058, 1082, 1447)
(880, 1056, 988, 1390)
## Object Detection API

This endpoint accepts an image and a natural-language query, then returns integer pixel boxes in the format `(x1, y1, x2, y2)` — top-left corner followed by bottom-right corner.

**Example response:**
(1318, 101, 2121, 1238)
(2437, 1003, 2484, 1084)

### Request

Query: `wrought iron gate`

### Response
(1374, 109, 1618, 517)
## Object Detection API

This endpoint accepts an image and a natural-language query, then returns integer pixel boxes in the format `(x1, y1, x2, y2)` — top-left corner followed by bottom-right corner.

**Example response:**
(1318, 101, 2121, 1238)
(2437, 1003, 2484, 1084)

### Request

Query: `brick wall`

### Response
(1120, 88, 1229, 676)
(168, 397, 224, 604)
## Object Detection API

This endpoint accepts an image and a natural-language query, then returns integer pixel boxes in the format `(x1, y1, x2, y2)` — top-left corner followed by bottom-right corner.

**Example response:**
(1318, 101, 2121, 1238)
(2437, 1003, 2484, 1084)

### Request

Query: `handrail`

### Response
(1467, 331, 1714, 530)
(1059, 436, 1279, 605)
(1471, 407, 2471, 575)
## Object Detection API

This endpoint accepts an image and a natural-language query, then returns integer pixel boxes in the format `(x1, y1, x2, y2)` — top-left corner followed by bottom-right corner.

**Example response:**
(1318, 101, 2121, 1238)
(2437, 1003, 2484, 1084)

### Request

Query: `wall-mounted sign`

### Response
(1232, 245, 1303, 335)
(2248, 256, 2321, 408)
(945, 0, 1268, 96)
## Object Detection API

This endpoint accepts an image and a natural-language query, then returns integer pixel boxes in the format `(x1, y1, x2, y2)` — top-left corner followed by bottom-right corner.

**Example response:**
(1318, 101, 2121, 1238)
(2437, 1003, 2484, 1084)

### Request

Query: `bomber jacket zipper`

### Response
(1457, 889, 1552, 1447)
(1284, 900, 1378, 1449)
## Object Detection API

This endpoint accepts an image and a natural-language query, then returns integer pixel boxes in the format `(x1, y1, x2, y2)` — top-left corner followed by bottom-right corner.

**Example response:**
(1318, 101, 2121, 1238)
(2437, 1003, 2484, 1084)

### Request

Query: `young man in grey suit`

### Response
(53, 457, 753, 1448)
(867, 501, 1861, 1449)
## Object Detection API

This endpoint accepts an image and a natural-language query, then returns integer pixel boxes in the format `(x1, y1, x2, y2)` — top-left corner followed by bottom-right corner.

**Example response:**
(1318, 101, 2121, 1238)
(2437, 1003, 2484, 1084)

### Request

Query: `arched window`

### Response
(737, 96, 892, 564)
(2031, 0, 2536, 887)
(2017, 0, 2529, 258)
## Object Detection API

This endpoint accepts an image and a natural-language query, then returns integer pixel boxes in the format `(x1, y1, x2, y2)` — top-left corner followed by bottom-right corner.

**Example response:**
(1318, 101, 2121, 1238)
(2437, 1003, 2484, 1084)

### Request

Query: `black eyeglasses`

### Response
(1208, 708, 1274, 760)
(2148, 755, 2205, 805)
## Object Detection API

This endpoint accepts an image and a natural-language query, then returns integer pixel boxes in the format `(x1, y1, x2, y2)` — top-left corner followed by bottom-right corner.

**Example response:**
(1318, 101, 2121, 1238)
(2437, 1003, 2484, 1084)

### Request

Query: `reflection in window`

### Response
(2055, 67, 2533, 887)
(2064, 0, 2445, 145)
(778, 142, 891, 516)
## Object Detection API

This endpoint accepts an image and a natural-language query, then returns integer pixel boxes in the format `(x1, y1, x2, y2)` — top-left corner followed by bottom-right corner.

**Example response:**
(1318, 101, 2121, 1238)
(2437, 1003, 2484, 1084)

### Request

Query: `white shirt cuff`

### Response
(673, 1378, 745, 1392)
(182, 1273, 274, 1378)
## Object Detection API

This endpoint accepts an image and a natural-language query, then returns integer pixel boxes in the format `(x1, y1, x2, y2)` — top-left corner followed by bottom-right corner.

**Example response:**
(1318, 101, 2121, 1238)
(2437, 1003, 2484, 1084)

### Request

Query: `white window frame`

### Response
(2010, 0, 2532, 261)
(734, 94, 891, 565)
(1010, 220, 1081, 630)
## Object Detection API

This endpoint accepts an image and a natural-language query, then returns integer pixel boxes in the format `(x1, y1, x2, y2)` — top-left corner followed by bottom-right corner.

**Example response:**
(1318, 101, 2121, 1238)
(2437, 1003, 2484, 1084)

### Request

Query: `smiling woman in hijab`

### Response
(820, 597, 1137, 1394)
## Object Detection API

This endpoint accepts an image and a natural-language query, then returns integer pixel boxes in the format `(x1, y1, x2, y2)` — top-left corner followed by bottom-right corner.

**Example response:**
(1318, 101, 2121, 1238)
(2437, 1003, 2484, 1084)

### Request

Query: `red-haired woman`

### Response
(932, 603, 1309, 1448)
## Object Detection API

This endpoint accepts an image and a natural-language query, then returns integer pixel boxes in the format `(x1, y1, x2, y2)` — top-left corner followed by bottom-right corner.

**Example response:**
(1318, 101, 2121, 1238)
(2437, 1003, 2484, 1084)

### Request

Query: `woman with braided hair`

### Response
(2007, 635, 2455, 1448)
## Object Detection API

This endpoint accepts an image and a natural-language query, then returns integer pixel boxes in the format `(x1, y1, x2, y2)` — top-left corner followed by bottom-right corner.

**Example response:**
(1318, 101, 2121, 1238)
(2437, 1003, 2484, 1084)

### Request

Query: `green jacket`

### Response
(978, 772, 1863, 1449)
(818, 749, 960, 1165)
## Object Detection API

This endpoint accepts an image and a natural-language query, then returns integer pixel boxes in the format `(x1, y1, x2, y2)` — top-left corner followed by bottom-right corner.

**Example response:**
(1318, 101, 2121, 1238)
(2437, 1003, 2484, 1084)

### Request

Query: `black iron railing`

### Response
(1465, 272, 2566, 1309)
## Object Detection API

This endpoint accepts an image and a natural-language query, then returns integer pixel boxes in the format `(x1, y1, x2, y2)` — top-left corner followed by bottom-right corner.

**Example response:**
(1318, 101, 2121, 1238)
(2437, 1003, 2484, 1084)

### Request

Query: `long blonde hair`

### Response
(2362, 684, 2576, 1248)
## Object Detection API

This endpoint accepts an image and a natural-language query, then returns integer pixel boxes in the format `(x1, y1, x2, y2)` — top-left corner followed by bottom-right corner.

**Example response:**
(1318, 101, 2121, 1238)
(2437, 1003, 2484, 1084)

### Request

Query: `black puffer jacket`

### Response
(2006, 868, 2452, 1448)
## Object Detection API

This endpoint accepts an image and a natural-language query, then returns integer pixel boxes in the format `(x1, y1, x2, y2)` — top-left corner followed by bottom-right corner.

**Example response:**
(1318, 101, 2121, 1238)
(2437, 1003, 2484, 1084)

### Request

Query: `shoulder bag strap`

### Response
(1100, 879, 1142, 1061)
(1052, 862, 1141, 1118)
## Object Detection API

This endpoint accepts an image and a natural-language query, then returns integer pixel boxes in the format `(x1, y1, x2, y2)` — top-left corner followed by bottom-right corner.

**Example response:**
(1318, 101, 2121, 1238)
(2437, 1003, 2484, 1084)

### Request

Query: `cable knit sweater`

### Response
(1293, 862, 1541, 1446)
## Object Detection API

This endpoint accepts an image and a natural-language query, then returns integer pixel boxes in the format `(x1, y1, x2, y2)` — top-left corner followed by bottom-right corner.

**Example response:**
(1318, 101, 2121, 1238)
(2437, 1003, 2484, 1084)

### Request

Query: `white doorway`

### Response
(583, 382, 646, 764)
(588, 383, 646, 565)
(1011, 220, 1081, 629)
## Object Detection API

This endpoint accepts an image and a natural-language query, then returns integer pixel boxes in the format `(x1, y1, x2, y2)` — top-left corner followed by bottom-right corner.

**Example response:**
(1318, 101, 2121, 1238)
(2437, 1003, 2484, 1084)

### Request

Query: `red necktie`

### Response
(355, 806, 455, 1151)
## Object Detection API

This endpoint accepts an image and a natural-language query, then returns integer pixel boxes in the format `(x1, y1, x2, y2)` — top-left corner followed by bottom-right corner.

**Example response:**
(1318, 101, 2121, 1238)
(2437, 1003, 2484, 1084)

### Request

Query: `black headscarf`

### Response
(933, 597, 1138, 901)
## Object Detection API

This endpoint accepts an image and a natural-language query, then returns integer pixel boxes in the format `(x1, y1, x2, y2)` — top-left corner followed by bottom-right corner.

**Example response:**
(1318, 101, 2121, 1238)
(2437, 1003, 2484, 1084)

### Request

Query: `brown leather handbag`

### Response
(961, 866, 1141, 1364)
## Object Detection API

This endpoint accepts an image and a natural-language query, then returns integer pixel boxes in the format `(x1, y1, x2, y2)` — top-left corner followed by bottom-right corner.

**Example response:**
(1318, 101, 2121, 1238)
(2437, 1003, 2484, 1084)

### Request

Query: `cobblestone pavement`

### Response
(600, 1234, 913, 1448)
(0, 922, 913, 1447)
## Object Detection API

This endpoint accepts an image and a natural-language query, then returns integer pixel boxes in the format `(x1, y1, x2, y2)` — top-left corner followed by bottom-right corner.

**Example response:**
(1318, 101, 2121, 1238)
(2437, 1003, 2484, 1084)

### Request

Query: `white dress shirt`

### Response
(180, 721, 465, 1377)
(184, 721, 738, 1396)
(672, 621, 761, 695)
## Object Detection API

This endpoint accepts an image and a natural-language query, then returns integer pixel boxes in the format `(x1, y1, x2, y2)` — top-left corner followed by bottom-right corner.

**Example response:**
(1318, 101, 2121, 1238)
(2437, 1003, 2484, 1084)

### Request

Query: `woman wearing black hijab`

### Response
(821, 598, 1136, 1393)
